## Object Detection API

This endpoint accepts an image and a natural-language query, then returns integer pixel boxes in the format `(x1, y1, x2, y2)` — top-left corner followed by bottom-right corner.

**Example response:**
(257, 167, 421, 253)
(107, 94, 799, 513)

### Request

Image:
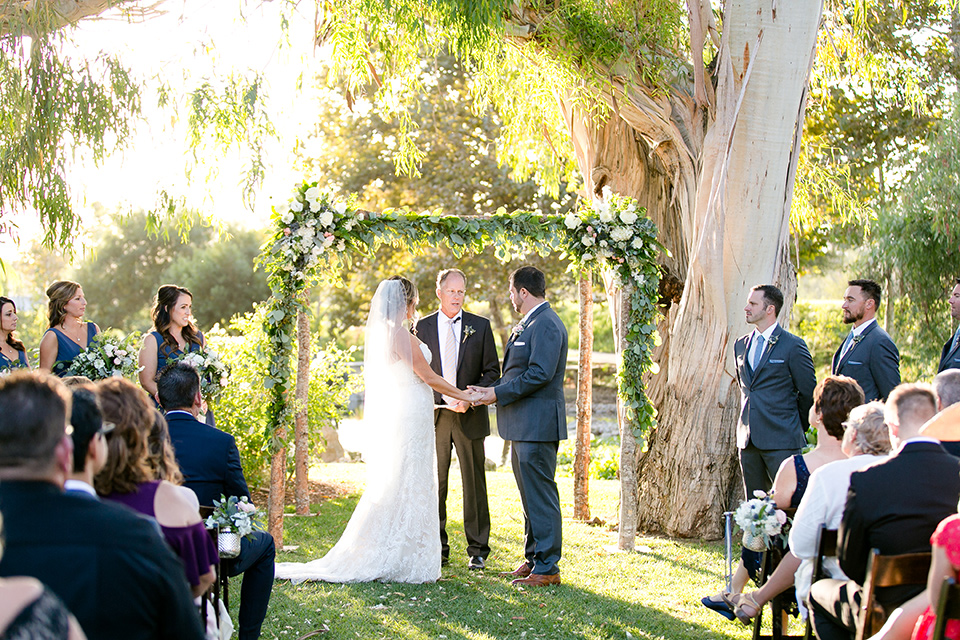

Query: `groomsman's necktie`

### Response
(839, 331, 855, 362)
(952, 327, 960, 354)
(441, 316, 460, 405)
(752, 334, 765, 370)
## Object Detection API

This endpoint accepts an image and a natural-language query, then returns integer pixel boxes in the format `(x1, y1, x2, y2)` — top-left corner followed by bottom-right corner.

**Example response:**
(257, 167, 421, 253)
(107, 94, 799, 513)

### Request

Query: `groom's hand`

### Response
(468, 385, 496, 406)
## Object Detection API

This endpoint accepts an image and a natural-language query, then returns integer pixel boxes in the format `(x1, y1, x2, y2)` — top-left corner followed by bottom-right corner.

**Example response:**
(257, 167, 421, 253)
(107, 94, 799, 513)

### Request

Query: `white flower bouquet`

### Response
(65, 332, 141, 381)
(734, 490, 789, 551)
(174, 349, 230, 403)
(204, 495, 263, 539)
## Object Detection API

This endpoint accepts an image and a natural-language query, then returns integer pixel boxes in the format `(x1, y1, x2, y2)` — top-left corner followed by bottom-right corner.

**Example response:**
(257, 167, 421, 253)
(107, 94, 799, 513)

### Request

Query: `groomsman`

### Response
(832, 279, 900, 401)
(472, 266, 568, 587)
(416, 269, 500, 570)
(734, 284, 817, 496)
(938, 277, 960, 373)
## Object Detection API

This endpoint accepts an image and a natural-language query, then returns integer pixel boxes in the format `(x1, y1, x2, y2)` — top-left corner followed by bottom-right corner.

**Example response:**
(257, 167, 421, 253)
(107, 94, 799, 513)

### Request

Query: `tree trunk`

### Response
(556, 0, 823, 538)
(268, 432, 286, 545)
(574, 271, 593, 521)
(294, 309, 311, 515)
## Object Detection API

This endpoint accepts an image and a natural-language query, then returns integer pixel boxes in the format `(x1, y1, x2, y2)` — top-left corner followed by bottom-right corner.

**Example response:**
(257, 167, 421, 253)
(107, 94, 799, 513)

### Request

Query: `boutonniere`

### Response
(510, 322, 526, 340)
(852, 333, 865, 345)
(767, 334, 779, 347)
(462, 325, 475, 341)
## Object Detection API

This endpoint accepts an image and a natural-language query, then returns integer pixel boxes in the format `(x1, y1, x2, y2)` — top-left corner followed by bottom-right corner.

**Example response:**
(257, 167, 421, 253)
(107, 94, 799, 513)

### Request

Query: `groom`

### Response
(472, 266, 568, 587)
(416, 269, 500, 570)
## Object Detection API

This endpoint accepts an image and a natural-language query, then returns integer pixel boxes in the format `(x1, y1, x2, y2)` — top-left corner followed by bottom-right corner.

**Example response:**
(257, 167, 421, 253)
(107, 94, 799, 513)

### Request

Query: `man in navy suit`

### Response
(472, 266, 568, 587)
(808, 384, 960, 640)
(416, 268, 500, 570)
(832, 279, 900, 401)
(0, 371, 204, 640)
(938, 278, 960, 373)
(158, 362, 275, 640)
(734, 284, 817, 497)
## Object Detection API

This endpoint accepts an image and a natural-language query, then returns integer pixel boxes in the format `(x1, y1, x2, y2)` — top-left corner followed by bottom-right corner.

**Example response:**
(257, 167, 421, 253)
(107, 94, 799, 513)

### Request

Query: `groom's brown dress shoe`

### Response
(499, 562, 533, 578)
(512, 572, 561, 587)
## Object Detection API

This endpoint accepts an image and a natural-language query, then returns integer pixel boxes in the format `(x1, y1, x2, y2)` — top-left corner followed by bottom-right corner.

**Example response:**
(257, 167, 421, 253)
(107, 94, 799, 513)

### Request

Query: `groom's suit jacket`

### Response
(734, 324, 816, 451)
(417, 310, 500, 439)
(938, 329, 960, 373)
(495, 302, 568, 443)
(166, 411, 249, 507)
(831, 321, 900, 402)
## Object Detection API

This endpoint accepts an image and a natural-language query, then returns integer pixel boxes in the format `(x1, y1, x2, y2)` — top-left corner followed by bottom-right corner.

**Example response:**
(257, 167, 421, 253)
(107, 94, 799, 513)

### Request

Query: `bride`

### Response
(275, 276, 478, 584)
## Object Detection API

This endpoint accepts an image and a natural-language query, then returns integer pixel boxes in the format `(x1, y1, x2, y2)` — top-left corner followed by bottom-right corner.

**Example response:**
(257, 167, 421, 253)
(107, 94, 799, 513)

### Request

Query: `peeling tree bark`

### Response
(268, 429, 286, 545)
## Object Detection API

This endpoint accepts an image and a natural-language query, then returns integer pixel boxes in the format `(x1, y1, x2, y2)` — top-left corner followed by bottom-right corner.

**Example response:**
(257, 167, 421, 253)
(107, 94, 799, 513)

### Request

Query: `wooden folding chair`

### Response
(855, 549, 931, 640)
(749, 508, 803, 640)
(804, 526, 837, 640)
(201, 523, 222, 630)
(200, 505, 232, 610)
(933, 577, 960, 640)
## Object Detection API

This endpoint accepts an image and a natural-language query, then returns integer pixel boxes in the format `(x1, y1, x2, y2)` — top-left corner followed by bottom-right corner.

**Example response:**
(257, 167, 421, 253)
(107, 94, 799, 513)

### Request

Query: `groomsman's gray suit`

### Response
(831, 321, 900, 402)
(495, 302, 568, 576)
(734, 324, 816, 495)
(938, 329, 960, 373)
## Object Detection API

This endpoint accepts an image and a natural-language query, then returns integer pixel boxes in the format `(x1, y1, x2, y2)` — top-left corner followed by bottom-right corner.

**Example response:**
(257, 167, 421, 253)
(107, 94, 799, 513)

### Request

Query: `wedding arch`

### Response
(258, 180, 662, 548)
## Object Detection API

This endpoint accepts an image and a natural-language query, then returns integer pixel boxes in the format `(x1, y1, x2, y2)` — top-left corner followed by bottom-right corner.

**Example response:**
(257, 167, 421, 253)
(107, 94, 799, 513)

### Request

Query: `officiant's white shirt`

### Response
(438, 310, 462, 406)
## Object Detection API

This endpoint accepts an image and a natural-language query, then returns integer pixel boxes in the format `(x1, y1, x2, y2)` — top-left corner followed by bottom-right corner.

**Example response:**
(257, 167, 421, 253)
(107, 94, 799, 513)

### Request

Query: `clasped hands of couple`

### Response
(458, 386, 495, 409)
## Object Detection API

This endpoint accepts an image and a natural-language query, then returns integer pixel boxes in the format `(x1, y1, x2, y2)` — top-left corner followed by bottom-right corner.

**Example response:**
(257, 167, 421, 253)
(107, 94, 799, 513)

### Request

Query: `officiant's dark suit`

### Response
(416, 270, 500, 568)
(159, 363, 274, 640)
(937, 278, 960, 373)
(808, 385, 960, 640)
(489, 267, 568, 583)
(735, 286, 817, 496)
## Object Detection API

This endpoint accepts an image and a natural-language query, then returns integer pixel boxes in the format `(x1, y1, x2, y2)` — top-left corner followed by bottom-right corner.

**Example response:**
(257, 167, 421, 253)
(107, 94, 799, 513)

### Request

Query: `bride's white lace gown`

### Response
(275, 342, 441, 584)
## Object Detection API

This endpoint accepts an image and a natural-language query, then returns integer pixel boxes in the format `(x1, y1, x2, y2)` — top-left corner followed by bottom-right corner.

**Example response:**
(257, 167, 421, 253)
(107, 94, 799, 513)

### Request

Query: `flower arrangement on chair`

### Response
(734, 490, 788, 551)
(204, 495, 264, 558)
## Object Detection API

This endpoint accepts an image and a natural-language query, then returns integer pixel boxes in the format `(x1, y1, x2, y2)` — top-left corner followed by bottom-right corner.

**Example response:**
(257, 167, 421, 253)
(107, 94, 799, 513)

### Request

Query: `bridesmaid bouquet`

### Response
(67, 333, 141, 381)
(175, 349, 229, 403)
(734, 490, 788, 551)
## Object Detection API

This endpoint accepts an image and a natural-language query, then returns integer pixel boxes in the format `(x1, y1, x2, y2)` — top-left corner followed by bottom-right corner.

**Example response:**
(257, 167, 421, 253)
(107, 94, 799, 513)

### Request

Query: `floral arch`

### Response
(258, 180, 662, 547)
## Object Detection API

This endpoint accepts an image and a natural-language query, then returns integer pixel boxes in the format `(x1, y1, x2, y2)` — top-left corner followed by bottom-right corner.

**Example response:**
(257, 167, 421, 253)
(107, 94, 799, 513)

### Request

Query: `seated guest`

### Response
(63, 386, 110, 498)
(789, 402, 892, 611)
(920, 369, 960, 457)
(809, 383, 960, 640)
(726, 376, 866, 622)
(0, 513, 86, 640)
(0, 371, 204, 640)
(95, 378, 217, 598)
(158, 362, 274, 640)
(912, 509, 960, 640)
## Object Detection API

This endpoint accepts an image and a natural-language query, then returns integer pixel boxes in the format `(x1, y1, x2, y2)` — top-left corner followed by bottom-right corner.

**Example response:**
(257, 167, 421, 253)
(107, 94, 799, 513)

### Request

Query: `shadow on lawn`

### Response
(267, 496, 745, 640)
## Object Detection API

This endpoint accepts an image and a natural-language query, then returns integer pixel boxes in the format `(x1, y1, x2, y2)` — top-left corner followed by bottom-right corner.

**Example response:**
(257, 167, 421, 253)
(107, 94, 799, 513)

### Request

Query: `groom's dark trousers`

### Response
(494, 302, 568, 576)
(167, 410, 275, 640)
(418, 310, 500, 560)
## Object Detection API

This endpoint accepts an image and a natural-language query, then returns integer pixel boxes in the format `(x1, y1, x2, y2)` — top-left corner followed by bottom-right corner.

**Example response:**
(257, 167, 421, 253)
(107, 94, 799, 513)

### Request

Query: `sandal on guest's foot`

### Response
(734, 592, 761, 625)
(700, 592, 736, 621)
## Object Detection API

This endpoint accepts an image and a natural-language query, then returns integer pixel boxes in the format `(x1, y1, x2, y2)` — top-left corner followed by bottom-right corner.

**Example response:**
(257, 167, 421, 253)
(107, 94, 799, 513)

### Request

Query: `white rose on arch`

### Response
(290, 199, 304, 212)
(319, 211, 334, 227)
(281, 211, 294, 224)
(564, 213, 581, 229)
(305, 186, 320, 200)
(333, 201, 347, 215)
(582, 235, 595, 247)
(309, 199, 322, 213)
(619, 209, 638, 225)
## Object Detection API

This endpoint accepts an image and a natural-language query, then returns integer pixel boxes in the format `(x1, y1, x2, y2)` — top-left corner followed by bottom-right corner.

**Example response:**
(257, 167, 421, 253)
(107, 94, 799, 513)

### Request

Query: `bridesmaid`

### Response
(138, 285, 214, 424)
(0, 297, 29, 370)
(39, 281, 100, 376)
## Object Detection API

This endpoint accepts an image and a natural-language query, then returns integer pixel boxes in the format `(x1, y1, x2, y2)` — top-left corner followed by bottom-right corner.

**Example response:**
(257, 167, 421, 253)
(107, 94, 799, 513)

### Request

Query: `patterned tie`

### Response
(752, 334, 765, 370)
(839, 331, 855, 362)
(441, 316, 459, 405)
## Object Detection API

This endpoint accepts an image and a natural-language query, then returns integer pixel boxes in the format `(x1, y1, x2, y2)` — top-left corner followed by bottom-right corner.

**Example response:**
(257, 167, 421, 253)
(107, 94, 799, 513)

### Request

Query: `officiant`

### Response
(416, 269, 500, 571)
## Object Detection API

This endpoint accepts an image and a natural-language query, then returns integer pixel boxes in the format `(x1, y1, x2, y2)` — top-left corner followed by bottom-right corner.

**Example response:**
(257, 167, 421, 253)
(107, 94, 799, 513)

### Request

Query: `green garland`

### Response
(259, 181, 662, 448)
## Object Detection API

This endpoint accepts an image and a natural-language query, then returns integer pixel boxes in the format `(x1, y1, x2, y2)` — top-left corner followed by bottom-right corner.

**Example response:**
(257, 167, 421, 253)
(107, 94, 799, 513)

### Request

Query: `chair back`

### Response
(811, 527, 838, 583)
(856, 549, 931, 640)
(933, 577, 960, 640)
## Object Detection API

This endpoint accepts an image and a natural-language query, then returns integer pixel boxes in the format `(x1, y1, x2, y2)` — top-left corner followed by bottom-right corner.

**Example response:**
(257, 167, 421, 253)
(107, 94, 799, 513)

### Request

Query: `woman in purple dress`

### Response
(95, 377, 217, 598)
(0, 297, 29, 371)
(38, 281, 100, 377)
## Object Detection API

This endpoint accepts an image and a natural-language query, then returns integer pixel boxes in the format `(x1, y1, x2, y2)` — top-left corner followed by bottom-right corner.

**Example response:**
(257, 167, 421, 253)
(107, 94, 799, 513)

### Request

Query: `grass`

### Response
(241, 464, 781, 639)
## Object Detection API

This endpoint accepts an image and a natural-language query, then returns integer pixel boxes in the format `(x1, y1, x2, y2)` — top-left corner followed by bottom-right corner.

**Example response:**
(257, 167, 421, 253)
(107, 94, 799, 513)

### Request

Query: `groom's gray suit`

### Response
(494, 302, 568, 576)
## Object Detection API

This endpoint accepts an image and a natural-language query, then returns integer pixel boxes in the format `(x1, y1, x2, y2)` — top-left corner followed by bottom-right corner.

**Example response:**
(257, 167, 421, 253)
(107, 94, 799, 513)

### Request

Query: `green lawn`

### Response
(244, 464, 783, 639)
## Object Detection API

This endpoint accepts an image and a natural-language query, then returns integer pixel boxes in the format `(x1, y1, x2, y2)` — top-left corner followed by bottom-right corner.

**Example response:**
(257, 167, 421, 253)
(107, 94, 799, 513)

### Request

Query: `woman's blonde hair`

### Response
(841, 401, 892, 456)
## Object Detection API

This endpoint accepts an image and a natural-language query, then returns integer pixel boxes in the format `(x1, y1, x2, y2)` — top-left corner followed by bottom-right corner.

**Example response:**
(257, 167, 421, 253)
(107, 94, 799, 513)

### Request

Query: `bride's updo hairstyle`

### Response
(841, 401, 892, 456)
(387, 276, 418, 332)
(46, 280, 81, 328)
(152, 285, 202, 351)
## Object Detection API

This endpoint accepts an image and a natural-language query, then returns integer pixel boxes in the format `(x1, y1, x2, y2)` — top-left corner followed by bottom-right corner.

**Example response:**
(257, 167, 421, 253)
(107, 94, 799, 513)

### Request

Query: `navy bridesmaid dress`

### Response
(152, 330, 216, 426)
(0, 349, 27, 370)
(45, 323, 98, 377)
